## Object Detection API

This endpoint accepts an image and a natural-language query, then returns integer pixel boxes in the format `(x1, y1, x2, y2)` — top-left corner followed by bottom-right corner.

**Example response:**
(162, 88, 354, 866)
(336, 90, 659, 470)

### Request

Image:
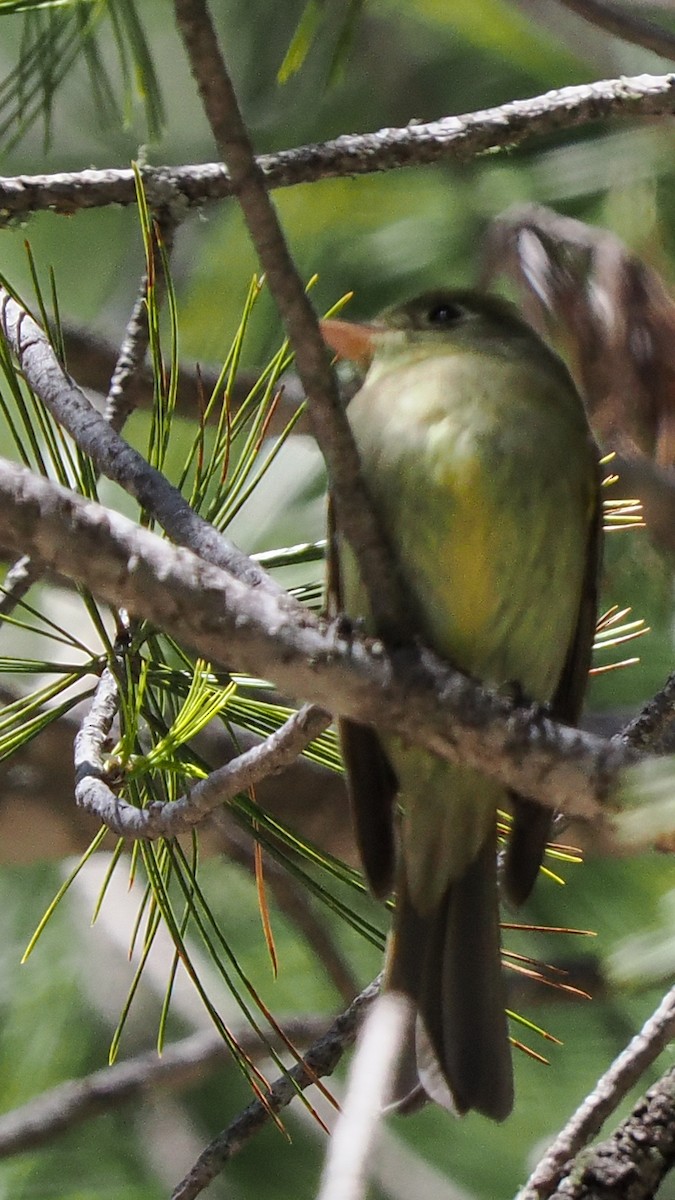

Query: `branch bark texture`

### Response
(0, 457, 630, 826)
(74, 667, 331, 838)
(550, 1067, 675, 1200)
(172, 977, 381, 1200)
(174, 0, 408, 639)
(521, 982, 675, 1200)
(0, 75, 673, 224)
(0, 289, 291, 604)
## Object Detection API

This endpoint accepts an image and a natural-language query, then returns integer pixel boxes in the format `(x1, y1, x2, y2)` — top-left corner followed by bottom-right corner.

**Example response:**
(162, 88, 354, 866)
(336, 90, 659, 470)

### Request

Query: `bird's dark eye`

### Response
(426, 302, 464, 325)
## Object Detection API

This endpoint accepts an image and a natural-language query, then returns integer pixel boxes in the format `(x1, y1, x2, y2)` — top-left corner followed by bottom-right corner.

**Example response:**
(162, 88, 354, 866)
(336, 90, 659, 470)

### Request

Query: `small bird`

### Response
(321, 290, 600, 1121)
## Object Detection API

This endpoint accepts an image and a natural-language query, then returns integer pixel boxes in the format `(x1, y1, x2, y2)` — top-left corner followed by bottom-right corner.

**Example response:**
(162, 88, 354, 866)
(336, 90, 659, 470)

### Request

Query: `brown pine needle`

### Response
(510, 1039, 550, 1065)
(253, 822, 279, 979)
(501, 922, 595, 936)
(590, 657, 640, 675)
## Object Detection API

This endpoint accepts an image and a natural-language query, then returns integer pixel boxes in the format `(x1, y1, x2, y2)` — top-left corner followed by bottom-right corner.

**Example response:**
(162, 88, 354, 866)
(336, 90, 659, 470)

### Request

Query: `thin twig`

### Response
(0, 457, 631, 830)
(85, 215, 177, 818)
(614, 671, 675, 754)
(0, 671, 348, 868)
(104, 280, 153, 430)
(554, 0, 675, 61)
(0, 1016, 327, 1158)
(171, 976, 381, 1200)
(0, 220, 178, 626)
(0, 553, 43, 620)
(174, 0, 407, 641)
(519, 982, 675, 1200)
(74, 666, 331, 838)
(545, 1063, 675, 1200)
(104, 211, 177, 431)
(1, 75, 675, 224)
(0, 288, 297, 607)
(82, 212, 173, 842)
(62, 323, 309, 432)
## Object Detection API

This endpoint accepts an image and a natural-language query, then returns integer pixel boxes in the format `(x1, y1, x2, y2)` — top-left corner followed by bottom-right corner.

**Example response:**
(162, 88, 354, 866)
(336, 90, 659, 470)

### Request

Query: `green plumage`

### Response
(328, 290, 600, 1120)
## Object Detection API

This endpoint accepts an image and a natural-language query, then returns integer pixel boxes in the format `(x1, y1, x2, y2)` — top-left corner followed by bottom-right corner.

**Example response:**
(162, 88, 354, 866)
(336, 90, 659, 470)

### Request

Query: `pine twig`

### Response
(171, 976, 381, 1200)
(1, 75, 675, 224)
(74, 666, 330, 838)
(520, 982, 675, 1200)
(0, 288, 296, 606)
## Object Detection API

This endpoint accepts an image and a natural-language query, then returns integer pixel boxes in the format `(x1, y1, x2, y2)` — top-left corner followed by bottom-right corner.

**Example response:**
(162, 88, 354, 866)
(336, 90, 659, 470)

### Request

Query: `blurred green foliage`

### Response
(1, 2, 675, 1198)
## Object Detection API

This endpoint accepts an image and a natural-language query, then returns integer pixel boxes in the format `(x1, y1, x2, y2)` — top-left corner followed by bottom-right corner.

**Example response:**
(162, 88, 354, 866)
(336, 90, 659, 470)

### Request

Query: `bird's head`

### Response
(320, 289, 540, 369)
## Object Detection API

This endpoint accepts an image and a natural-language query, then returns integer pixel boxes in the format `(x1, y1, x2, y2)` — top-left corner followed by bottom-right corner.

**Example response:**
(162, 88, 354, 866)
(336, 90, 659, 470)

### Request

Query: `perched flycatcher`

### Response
(321, 290, 600, 1121)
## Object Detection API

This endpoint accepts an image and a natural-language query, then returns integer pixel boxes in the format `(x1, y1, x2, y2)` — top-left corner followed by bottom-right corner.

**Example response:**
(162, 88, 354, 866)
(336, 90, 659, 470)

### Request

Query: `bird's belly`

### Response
(364, 447, 585, 903)
(340, 360, 593, 904)
(370, 439, 586, 704)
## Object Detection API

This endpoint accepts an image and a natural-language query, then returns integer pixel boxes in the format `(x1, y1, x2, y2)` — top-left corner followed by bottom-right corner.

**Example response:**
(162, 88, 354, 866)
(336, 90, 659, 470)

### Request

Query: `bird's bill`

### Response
(320, 318, 378, 369)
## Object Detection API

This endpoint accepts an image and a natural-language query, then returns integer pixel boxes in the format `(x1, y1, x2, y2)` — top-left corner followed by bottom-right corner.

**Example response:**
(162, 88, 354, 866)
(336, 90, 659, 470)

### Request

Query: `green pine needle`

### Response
(0, 0, 164, 150)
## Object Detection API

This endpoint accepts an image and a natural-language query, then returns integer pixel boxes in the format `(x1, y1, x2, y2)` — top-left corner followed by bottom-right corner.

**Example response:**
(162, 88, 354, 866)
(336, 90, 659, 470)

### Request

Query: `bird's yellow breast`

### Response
(342, 348, 595, 704)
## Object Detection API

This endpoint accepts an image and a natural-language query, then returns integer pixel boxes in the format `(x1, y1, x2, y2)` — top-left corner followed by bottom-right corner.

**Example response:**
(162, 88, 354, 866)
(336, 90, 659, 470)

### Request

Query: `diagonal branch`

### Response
(615, 670, 675, 754)
(0, 288, 294, 607)
(173, 0, 407, 640)
(0, 553, 43, 620)
(0, 1016, 328, 1158)
(0, 457, 630, 827)
(171, 977, 382, 1200)
(520, 981, 675, 1200)
(0, 215, 180, 627)
(547, 1064, 675, 1200)
(104, 208, 178, 432)
(0, 75, 674, 224)
(554, 0, 675, 62)
(524, 1061, 675, 1200)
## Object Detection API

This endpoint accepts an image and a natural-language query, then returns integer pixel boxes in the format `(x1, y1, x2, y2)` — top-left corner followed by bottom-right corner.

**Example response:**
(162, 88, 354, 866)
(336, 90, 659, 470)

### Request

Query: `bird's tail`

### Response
(386, 828, 513, 1121)
(503, 794, 552, 907)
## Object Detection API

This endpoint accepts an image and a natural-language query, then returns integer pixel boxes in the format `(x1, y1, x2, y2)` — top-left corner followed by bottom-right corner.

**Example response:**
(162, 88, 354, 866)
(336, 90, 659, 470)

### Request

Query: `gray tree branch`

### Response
(0, 1016, 328, 1158)
(171, 977, 382, 1200)
(547, 1067, 675, 1200)
(174, 0, 408, 641)
(520, 982, 675, 1200)
(0, 75, 673, 224)
(0, 456, 631, 830)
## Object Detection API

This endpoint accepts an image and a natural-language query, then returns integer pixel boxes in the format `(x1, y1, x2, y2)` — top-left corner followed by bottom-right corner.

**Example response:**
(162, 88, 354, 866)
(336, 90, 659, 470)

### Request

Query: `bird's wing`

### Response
(503, 456, 602, 907)
(326, 494, 398, 900)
